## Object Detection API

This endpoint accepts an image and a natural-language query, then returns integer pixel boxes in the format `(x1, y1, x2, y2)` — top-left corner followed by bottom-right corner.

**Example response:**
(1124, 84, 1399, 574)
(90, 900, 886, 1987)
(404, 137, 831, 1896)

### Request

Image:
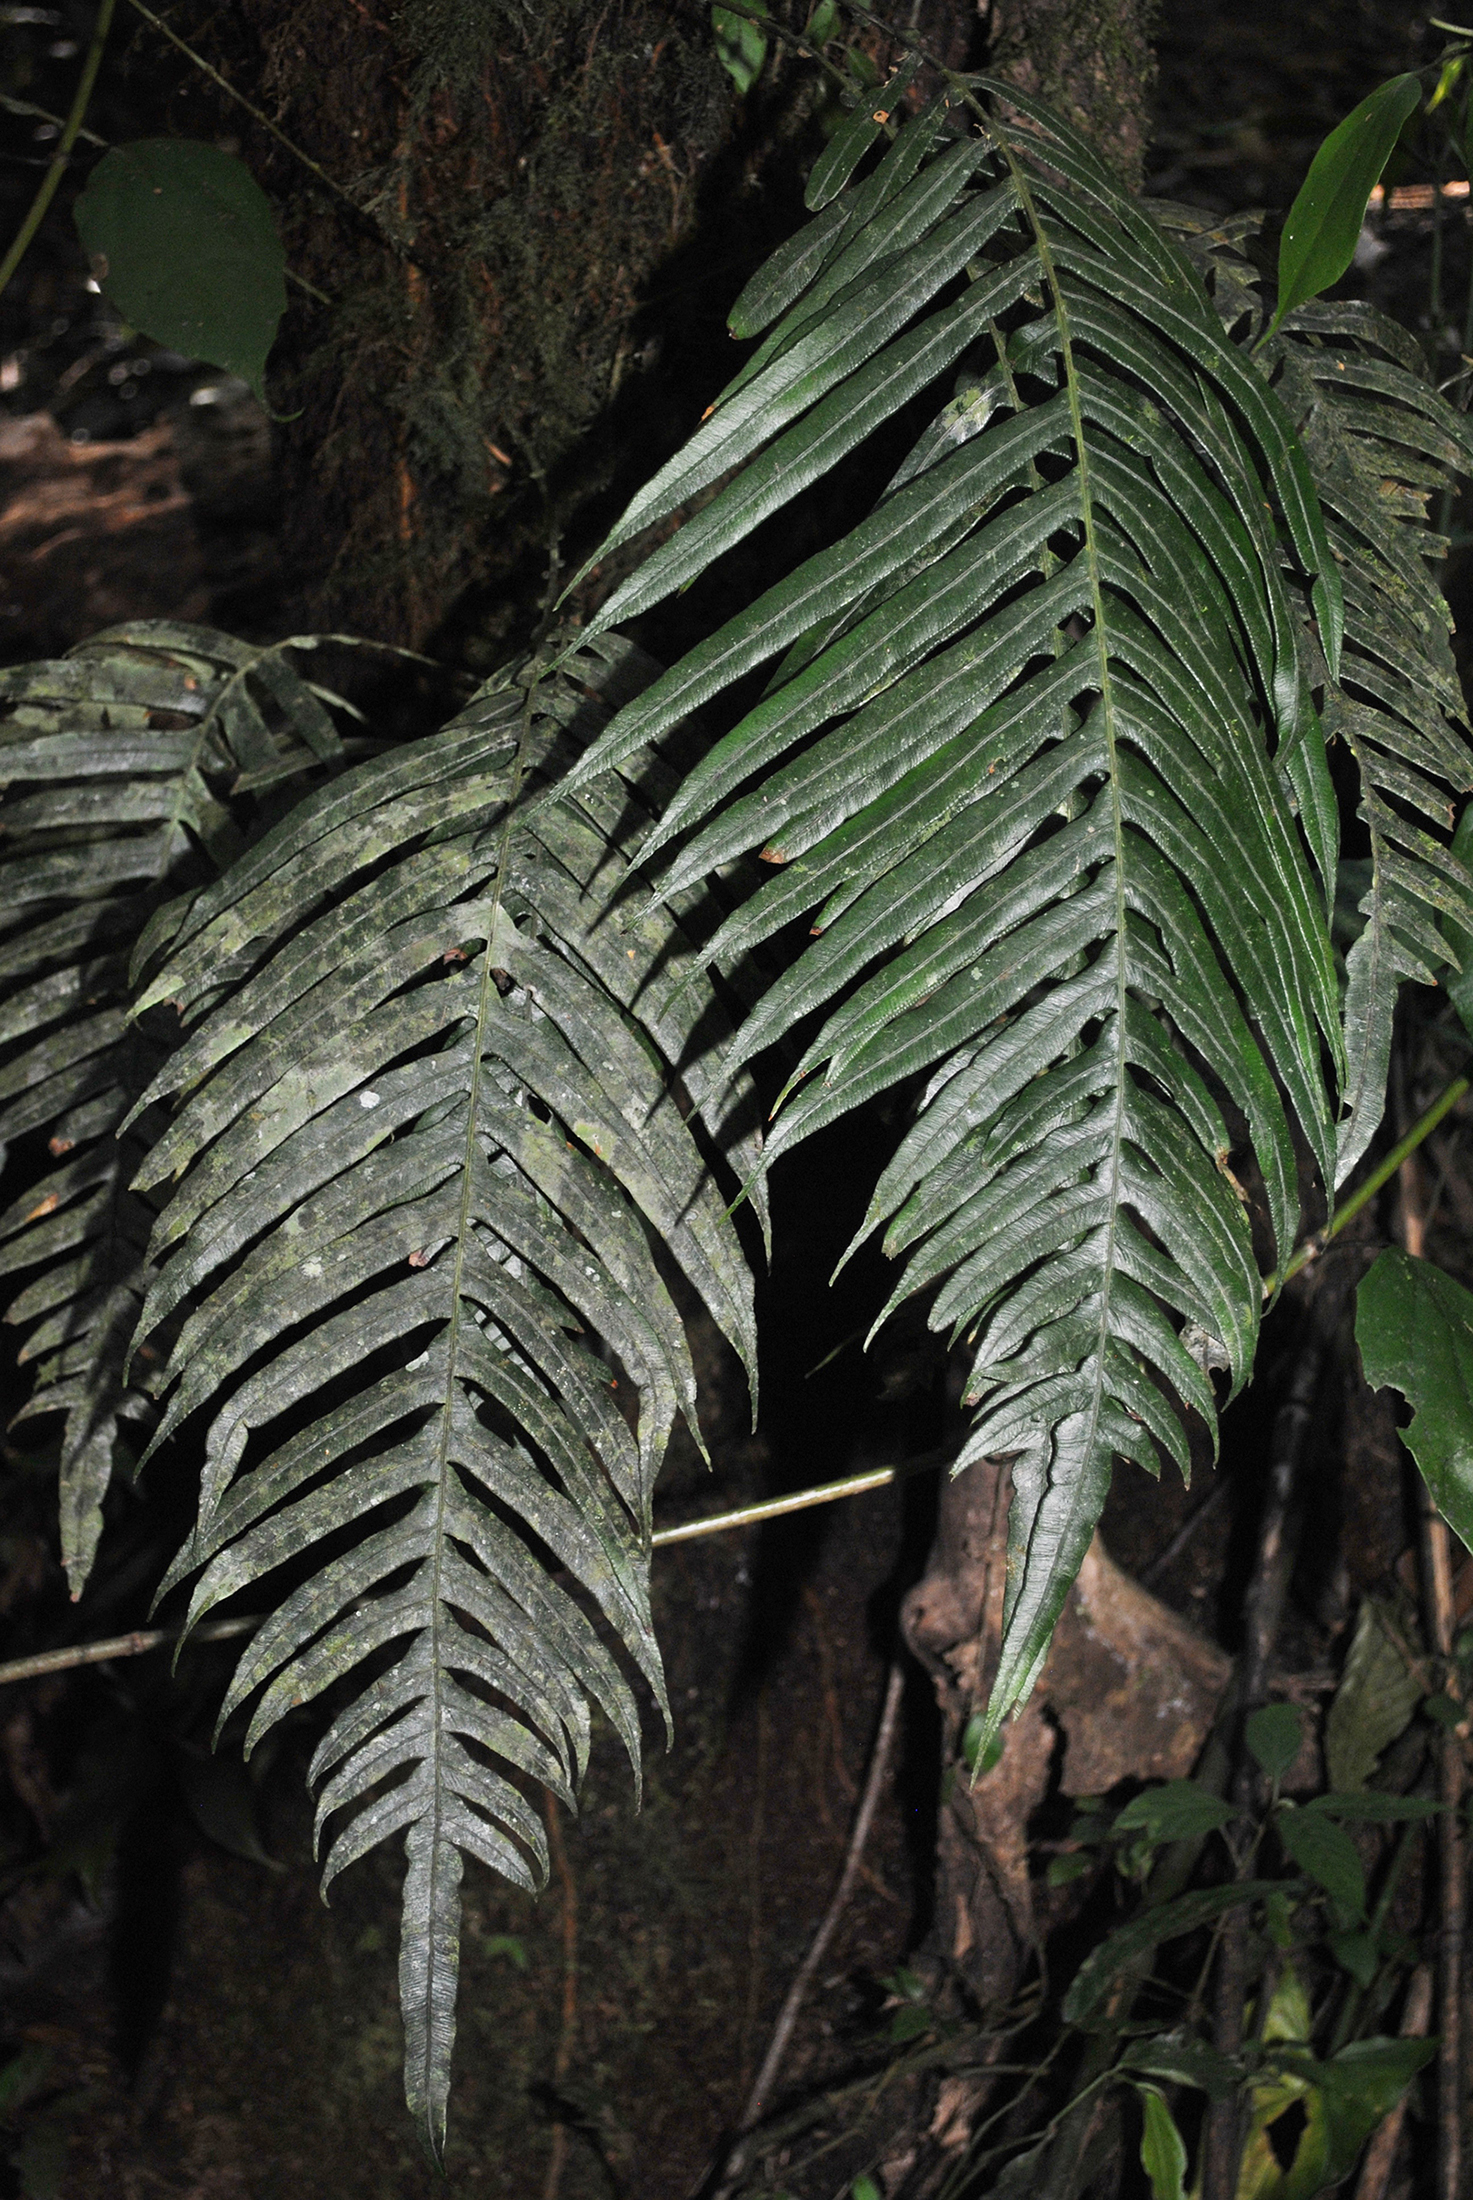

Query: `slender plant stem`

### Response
(712, 1660, 906, 2199)
(1390, 1084, 1467, 2200)
(651, 1460, 925, 1546)
(1200, 1341, 1321, 2200)
(541, 1793, 579, 2200)
(0, 1460, 945, 1687)
(1352, 1965, 1435, 2200)
(1275, 1073, 1470, 1289)
(0, 0, 115, 303)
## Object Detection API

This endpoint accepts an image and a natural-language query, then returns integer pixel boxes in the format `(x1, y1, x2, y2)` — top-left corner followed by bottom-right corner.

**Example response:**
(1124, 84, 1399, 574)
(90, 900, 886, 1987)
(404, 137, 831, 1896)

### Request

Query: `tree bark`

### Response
(986, 0, 1160, 186)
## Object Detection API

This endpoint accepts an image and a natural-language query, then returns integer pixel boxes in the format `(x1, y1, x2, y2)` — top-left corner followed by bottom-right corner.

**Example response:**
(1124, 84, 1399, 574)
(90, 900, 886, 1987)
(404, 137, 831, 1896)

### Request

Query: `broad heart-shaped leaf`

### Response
(0, 622, 351, 1592)
(1357, 1248, 1473, 1552)
(1273, 75, 1421, 331)
(552, 84, 1348, 1753)
(74, 142, 287, 405)
(132, 635, 760, 2159)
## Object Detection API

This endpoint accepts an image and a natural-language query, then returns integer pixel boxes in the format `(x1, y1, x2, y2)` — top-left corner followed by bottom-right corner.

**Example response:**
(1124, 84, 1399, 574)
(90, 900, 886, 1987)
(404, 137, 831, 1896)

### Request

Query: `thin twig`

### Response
(0, 1462, 945, 1687)
(1416, 1337, 1465, 2200)
(652, 1447, 948, 1548)
(541, 1793, 579, 2200)
(1399, 1109, 1465, 2200)
(1199, 1341, 1321, 2200)
(1352, 1966, 1436, 2200)
(0, 0, 115, 302)
(0, 1615, 257, 1686)
(1139, 1475, 1232, 1588)
(1276, 1073, 1470, 1288)
(712, 1660, 906, 2199)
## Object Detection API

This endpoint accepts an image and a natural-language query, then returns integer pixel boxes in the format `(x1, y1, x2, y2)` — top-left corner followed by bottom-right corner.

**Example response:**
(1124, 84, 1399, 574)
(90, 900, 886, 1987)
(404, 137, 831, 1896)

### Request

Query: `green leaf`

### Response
(74, 141, 287, 405)
(805, 58, 919, 211)
(0, 623, 347, 1593)
(1276, 1804, 1366, 1923)
(1273, 76, 1422, 329)
(1357, 1248, 1473, 1551)
(1134, 2084, 1189, 2200)
(1304, 1790, 1443, 1822)
(1326, 1927, 1379, 1986)
(1121, 2031, 1240, 2102)
(1113, 1780, 1234, 1844)
(1325, 1596, 1424, 1792)
(711, 1, 767, 97)
(556, 86, 1356, 1765)
(1247, 1703, 1303, 1781)
(1063, 1882, 1286, 2025)
(1246, 2037, 1437, 2196)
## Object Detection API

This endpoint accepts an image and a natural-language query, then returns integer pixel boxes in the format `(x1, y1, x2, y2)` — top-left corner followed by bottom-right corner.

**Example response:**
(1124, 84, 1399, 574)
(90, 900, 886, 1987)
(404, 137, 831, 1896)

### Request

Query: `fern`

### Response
(1271, 301, 1473, 1179)
(4, 72, 1470, 2159)
(0, 622, 356, 1591)
(554, 83, 1473, 1748)
(125, 635, 760, 2155)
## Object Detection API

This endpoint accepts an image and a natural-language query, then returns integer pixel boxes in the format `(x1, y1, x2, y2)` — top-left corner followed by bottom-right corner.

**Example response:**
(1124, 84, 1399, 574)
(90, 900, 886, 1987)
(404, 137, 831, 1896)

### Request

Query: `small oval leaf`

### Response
(75, 140, 287, 404)
(1246, 1701, 1303, 1781)
(1274, 74, 1421, 327)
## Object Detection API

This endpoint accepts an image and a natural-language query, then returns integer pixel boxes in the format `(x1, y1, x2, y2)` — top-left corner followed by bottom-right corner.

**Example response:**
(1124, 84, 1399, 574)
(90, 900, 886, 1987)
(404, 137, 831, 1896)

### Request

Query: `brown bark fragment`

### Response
(902, 1455, 1229, 2012)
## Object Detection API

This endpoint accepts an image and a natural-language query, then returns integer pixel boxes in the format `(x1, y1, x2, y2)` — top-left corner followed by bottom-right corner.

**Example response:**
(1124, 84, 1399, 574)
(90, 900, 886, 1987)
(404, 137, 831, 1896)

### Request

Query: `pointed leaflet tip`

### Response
(1272, 73, 1421, 332)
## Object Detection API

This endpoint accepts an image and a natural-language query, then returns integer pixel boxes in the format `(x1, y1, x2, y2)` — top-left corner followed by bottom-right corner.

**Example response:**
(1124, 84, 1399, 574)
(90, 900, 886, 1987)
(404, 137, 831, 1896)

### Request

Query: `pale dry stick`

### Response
(1352, 1965, 1435, 2200)
(0, 1462, 943, 1689)
(1399, 1135, 1466, 2200)
(541, 1793, 580, 2200)
(0, 1615, 256, 1685)
(711, 1659, 907, 2200)
(1197, 1339, 1322, 2200)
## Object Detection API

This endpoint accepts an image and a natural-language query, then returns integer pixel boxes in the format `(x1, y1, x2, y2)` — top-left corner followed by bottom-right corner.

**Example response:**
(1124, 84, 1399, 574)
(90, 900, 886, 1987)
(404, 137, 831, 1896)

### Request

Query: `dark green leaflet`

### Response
(0, 621, 352, 1591)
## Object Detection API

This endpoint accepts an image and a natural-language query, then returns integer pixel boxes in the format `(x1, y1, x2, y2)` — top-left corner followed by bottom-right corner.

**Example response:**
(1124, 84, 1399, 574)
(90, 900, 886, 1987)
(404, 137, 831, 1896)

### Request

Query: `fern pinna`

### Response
(556, 83, 1473, 1748)
(0, 623, 354, 1591)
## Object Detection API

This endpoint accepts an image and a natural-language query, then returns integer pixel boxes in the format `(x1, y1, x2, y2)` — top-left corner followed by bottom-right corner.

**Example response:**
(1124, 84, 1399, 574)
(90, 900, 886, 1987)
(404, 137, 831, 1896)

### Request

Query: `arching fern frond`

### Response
(1270, 301, 1473, 1179)
(129, 635, 759, 2157)
(0, 622, 357, 1591)
(554, 85, 1406, 1747)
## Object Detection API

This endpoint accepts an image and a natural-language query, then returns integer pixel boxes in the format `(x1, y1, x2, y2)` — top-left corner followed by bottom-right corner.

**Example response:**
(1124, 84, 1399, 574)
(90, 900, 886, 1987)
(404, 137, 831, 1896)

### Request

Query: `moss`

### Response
(988, 0, 1161, 186)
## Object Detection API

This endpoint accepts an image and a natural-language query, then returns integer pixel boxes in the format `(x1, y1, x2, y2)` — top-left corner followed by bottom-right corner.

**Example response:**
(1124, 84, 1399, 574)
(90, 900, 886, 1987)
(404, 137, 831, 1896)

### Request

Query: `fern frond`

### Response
(1270, 302, 1473, 1180)
(555, 87, 1371, 1745)
(130, 636, 758, 2157)
(0, 621, 353, 1591)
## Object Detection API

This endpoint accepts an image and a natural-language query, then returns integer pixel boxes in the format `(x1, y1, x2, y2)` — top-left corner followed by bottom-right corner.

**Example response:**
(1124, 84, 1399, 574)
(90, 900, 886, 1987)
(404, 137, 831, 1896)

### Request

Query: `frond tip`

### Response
(132, 637, 758, 2156)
